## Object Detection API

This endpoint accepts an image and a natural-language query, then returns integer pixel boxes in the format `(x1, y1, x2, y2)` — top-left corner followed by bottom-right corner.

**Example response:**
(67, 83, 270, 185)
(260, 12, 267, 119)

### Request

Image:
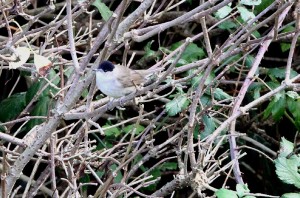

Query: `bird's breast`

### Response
(95, 72, 135, 98)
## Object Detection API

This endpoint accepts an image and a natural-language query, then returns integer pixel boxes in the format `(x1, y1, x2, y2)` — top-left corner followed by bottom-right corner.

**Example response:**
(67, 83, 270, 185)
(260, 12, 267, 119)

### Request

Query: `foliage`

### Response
(275, 138, 300, 197)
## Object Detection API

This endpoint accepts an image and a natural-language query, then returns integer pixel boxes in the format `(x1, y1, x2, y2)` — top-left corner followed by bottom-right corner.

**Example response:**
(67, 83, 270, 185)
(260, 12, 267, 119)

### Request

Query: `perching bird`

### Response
(94, 61, 161, 98)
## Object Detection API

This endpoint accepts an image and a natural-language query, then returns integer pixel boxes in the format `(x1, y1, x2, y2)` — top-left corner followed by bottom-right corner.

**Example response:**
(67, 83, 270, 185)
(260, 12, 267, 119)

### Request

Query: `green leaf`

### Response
(191, 71, 215, 88)
(0, 93, 26, 122)
(26, 96, 51, 130)
(266, 81, 280, 90)
(110, 164, 123, 183)
(160, 162, 177, 171)
(81, 88, 88, 98)
(169, 42, 205, 65)
(280, 25, 295, 52)
(213, 88, 232, 100)
(278, 137, 294, 158)
(252, 30, 261, 38)
(287, 98, 300, 130)
(281, 43, 291, 52)
(166, 95, 190, 116)
(26, 80, 43, 103)
(236, 184, 250, 197)
(142, 168, 160, 191)
(221, 54, 241, 68)
(281, 25, 295, 34)
(123, 124, 145, 135)
(186, 0, 193, 5)
(263, 92, 286, 121)
(245, 55, 255, 68)
(267, 68, 287, 79)
(275, 156, 300, 188)
(215, 5, 232, 19)
(240, 0, 261, 6)
(200, 95, 211, 106)
(92, 0, 113, 21)
(79, 174, 90, 191)
(253, 85, 262, 99)
(218, 20, 237, 30)
(144, 41, 156, 58)
(48, 68, 60, 85)
(0, 124, 6, 132)
(237, 6, 255, 22)
(215, 189, 238, 198)
(286, 91, 299, 99)
(267, 68, 298, 79)
(282, 193, 300, 198)
(26, 69, 59, 104)
(64, 66, 74, 79)
(200, 115, 217, 139)
(103, 124, 121, 137)
(133, 154, 147, 172)
(96, 171, 105, 179)
(150, 168, 161, 178)
(254, 0, 273, 14)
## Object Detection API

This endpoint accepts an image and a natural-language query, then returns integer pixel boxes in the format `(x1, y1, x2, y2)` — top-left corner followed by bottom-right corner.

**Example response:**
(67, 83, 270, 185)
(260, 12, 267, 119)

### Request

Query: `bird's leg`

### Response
(117, 96, 126, 110)
(131, 81, 141, 105)
(106, 97, 115, 111)
(132, 80, 141, 92)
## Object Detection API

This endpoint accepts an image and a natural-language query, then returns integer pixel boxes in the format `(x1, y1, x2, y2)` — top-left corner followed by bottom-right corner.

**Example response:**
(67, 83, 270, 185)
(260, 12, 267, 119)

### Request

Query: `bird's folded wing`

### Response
(114, 66, 143, 87)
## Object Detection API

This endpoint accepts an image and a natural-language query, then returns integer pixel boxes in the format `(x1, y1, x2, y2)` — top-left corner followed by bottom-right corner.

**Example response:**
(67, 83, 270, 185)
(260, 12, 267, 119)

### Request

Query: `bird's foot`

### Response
(106, 98, 115, 111)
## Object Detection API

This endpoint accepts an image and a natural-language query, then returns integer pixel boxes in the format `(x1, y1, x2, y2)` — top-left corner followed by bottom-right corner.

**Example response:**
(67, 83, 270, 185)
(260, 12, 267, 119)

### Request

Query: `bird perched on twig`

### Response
(94, 61, 162, 98)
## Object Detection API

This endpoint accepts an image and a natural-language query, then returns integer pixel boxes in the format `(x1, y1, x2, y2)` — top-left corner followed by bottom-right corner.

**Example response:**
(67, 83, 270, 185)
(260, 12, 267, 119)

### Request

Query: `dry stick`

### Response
(151, 172, 190, 197)
(1, 147, 7, 198)
(50, 135, 59, 198)
(66, 0, 81, 73)
(238, 145, 274, 162)
(228, 4, 293, 184)
(187, 58, 211, 169)
(111, 183, 161, 198)
(285, 30, 300, 82)
(1, 7, 12, 44)
(199, 0, 212, 58)
(0, 132, 26, 147)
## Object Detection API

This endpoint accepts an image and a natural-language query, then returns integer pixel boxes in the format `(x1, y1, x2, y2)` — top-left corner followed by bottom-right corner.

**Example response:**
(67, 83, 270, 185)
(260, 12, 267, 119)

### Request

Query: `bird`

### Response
(94, 61, 161, 98)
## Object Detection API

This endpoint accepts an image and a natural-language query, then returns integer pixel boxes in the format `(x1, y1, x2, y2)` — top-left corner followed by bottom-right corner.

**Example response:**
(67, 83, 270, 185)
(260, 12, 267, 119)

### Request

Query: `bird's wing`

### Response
(114, 66, 144, 87)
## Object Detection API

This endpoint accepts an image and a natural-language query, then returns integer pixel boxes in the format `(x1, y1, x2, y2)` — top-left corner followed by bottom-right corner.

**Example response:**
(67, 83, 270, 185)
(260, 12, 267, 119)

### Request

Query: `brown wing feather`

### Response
(114, 65, 149, 87)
